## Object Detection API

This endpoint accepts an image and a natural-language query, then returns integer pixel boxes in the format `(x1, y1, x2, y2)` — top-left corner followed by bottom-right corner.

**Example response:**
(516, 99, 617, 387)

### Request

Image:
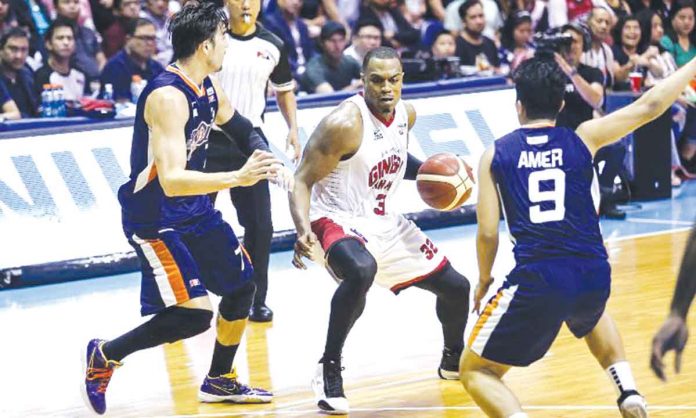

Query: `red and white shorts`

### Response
(310, 214, 448, 294)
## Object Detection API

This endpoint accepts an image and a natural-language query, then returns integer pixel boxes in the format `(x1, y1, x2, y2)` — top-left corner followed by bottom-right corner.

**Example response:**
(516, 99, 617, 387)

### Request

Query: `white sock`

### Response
(606, 361, 637, 396)
(508, 413, 529, 418)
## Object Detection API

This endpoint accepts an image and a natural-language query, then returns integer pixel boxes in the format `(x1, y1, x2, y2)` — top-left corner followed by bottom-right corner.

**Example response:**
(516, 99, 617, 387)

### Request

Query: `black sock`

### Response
(102, 307, 212, 362)
(208, 341, 239, 377)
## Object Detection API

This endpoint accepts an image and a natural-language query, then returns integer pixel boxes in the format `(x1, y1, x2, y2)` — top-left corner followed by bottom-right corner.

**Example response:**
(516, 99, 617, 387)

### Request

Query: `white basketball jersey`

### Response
(310, 94, 410, 221)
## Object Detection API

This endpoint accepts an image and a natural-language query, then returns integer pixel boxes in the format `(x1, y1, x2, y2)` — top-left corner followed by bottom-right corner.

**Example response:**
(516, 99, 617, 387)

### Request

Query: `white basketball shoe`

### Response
(311, 359, 349, 415)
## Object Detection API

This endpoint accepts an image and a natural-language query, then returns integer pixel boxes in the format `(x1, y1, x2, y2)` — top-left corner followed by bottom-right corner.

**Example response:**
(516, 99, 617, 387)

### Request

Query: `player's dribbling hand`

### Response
(292, 232, 317, 270)
(650, 314, 689, 381)
(237, 150, 281, 187)
(472, 278, 493, 314)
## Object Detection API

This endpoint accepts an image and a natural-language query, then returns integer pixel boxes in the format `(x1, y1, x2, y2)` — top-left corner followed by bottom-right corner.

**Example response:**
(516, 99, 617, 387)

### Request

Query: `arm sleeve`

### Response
(218, 111, 271, 155)
(404, 153, 423, 180)
(270, 44, 295, 92)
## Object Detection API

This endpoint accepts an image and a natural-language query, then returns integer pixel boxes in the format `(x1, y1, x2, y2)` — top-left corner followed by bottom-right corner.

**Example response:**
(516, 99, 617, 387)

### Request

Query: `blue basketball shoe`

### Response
(198, 370, 273, 403)
(82, 339, 122, 415)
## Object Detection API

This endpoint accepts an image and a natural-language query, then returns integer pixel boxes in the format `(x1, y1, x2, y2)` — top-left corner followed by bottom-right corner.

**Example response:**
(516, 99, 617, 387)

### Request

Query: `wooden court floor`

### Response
(2, 230, 695, 417)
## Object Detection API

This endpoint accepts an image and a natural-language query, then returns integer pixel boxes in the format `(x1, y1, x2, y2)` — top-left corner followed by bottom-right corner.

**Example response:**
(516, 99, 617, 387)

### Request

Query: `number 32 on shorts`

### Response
(420, 238, 438, 260)
(529, 168, 566, 224)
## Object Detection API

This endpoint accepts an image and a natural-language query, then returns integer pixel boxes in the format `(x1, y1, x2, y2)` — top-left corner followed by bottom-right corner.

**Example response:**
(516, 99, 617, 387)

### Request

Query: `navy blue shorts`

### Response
(126, 211, 254, 316)
(468, 258, 611, 367)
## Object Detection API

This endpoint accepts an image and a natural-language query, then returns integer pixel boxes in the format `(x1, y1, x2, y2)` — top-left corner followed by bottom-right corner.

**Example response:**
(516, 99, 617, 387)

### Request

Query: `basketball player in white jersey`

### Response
(289, 47, 472, 415)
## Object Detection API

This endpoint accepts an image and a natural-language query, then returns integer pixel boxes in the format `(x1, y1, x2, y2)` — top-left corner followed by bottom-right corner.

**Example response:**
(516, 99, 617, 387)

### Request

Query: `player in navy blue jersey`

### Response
(81, 2, 284, 414)
(460, 55, 696, 418)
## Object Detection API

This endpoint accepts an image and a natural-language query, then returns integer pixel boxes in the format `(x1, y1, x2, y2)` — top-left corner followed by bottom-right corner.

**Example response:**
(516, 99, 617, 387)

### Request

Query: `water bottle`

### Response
(40, 83, 53, 118)
(130, 75, 147, 104)
(54, 84, 66, 117)
(102, 83, 114, 101)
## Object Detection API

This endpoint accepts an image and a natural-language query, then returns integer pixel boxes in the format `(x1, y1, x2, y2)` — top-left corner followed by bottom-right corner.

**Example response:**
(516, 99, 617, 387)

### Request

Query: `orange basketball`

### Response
(416, 153, 475, 211)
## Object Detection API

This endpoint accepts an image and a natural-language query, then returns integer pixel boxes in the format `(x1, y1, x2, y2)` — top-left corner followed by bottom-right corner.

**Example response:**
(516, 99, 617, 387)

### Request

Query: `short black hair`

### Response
(362, 46, 401, 72)
(126, 17, 155, 36)
(458, 0, 482, 21)
(512, 57, 567, 120)
(45, 17, 76, 44)
(353, 18, 383, 35)
(168, 1, 228, 61)
(0, 27, 29, 49)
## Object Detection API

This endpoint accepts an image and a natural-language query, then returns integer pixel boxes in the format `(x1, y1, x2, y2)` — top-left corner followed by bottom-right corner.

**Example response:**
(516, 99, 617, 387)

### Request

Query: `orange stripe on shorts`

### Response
(150, 240, 189, 304)
(468, 289, 504, 348)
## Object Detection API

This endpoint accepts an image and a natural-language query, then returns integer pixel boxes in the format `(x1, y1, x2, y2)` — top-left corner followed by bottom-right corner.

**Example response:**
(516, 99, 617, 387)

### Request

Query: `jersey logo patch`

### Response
(187, 121, 211, 160)
(373, 128, 383, 140)
(257, 50, 271, 60)
(207, 87, 216, 102)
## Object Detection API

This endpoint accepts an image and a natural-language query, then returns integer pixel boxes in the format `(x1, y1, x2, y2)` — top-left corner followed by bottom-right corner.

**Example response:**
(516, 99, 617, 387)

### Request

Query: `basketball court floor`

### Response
(2, 183, 695, 417)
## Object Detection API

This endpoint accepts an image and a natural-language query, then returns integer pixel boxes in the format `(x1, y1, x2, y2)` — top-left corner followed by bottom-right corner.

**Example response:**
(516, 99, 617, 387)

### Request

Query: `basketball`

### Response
(416, 153, 475, 211)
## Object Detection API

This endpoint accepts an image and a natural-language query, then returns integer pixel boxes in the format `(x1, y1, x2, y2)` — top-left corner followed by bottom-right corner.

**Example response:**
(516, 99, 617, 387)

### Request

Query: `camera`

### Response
(533, 31, 573, 58)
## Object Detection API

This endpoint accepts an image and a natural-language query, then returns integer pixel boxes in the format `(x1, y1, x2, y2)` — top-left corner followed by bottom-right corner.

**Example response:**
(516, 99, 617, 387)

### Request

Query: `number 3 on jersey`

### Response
(528, 168, 565, 223)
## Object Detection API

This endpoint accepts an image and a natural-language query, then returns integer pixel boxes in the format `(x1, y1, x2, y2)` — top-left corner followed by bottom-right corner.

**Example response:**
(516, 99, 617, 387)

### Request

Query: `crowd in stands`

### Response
(0, 0, 695, 183)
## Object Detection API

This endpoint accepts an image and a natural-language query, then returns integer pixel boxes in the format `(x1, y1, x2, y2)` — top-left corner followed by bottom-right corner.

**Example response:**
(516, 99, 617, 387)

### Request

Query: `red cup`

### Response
(629, 71, 643, 93)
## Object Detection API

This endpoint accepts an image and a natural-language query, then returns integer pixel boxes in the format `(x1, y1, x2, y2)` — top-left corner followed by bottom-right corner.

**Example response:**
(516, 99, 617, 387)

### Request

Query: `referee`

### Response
(206, 0, 301, 322)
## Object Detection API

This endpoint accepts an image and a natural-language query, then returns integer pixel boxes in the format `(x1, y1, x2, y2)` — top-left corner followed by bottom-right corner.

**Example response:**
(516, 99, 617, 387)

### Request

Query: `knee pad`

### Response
(219, 281, 256, 321)
(158, 307, 213, 343)
(327, 239, 377, 292)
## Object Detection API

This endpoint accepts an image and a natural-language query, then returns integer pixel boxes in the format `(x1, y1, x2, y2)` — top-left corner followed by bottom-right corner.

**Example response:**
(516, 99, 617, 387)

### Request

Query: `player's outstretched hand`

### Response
(472, 278, 493, 314)
(287, 130, 301, 163)
(237, 150, 281, 187)
(270, 164, 295, 191)
(292, 232, 317, 270)
(650, 314, 689, 381)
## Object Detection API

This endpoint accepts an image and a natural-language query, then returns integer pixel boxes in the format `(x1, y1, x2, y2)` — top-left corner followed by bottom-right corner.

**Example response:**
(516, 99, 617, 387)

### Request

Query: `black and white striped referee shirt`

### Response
(215, 24, 295, 128)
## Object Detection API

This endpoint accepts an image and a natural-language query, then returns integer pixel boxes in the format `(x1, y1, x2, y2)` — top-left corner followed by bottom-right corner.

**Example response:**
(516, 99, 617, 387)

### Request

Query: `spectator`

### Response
(8, 0, 51, 55)
(0, 0, 19, 33)
(35, 19, 89, 102)
(102, 0, 141, 58)
(404, 30, 461, 82)
(555, 22, 604, 131)
(301, 20, 361, 93)
(499, 10, 534, 74)
(662, 0, 696, 67)
(611, 14, 662, 90)
(444, 0, 503, 40)
(43, 0, 96, 30)
(140, 0, 173, 67)
(89, 0, 116, 33)
(0, 28, 38, 117)
(582, 7, 615, 88)
(263, 0, 315, 80)
(605, 0, 632, 21)
(559, 22, 627, 219)
(662, 0, 696, 172)
(455, 0, 500, 74)
(100, 18, 163, 102)
(54, 0, 105, 84)
(0, 79, 21, 120)
(344, 18, 382, 64)
(510, 0, 550, 32)
(359, 0, 421, 51)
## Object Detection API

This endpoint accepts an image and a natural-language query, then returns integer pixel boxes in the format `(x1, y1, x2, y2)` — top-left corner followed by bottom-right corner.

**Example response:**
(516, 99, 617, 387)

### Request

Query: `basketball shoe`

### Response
(311, 359, 349, 415)
(198, 369, 272, 403)
(82, 338, 121, 415)
(438, 346, 462, 380)
(618, 390, 648, 418)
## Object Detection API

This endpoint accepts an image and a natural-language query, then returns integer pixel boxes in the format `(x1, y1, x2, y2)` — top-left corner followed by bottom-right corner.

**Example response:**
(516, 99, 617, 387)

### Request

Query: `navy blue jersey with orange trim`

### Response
(118, 64, 219, 233)
(491, 126, 608, 263)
